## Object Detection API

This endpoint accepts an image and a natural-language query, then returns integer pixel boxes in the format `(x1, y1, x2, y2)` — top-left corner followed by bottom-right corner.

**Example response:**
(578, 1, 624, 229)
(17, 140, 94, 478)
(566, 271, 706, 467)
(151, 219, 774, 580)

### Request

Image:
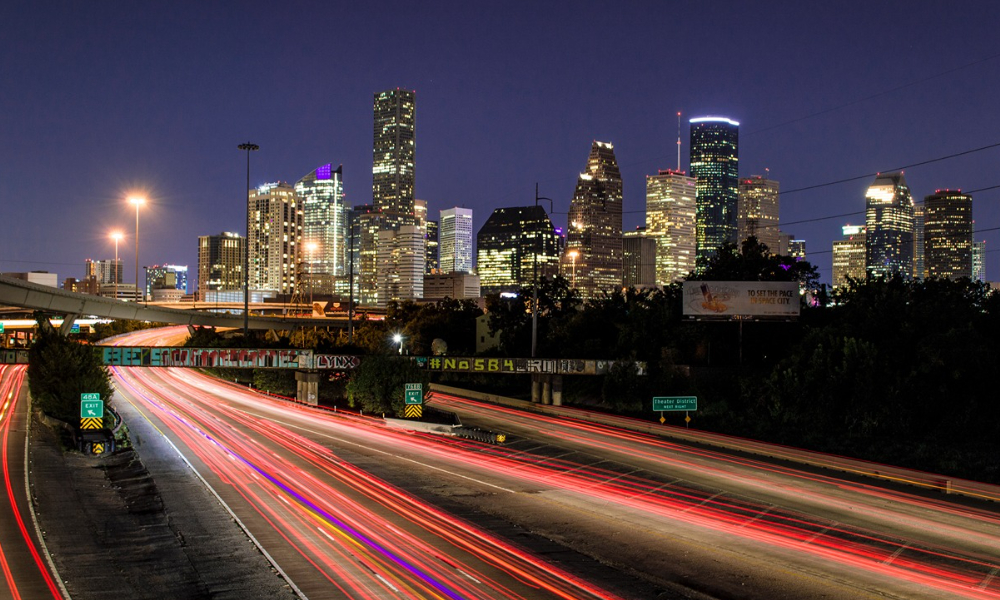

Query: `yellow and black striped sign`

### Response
(92, 443, 105, 454)
(80, 417, 103, 430)
(404, 404, 422, 418)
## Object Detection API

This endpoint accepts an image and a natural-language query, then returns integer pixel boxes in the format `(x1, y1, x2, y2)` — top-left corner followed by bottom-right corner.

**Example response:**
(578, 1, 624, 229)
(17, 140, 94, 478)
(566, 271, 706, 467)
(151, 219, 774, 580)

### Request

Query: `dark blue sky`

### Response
(3, 1, 1000, 287)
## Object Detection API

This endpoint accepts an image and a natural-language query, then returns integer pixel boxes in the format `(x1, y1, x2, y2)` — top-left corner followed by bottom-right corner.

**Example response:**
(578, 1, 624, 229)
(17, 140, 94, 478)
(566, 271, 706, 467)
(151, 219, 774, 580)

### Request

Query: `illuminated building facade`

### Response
(645, 169, 696, 284)
(197, 232, 244, 298)
(563, 141, 623, 299)
(373, 88, 416, 231)
(738, 175, 780, 252)
(349, 204, 383, 307)
(690, 117, 739, 265)
(440, 207, 474, 274)
(832, 225, 867, 288)
(85, 259, 122, 286)
(145, 264, 188, 299)
(476, 206, 560, 296)
(924, 190, 973, 280)
(248, 182, 302, 294)
(913, 202, 925, 279)
(973, 241, 986, 281)
(414, 199, 438, 274)
(375, 225, 424, 307)
(865, 172, 914, 279)
(295, 163, 348, 295)
(622, 228, 657, 289)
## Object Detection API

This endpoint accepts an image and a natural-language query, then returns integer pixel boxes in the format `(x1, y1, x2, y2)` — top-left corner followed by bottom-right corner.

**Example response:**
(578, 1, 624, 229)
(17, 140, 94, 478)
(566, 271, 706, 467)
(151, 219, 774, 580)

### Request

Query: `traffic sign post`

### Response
(404, 383, 423, 418)
(80, 393, 103, 430)
(653, 396, 697, 428)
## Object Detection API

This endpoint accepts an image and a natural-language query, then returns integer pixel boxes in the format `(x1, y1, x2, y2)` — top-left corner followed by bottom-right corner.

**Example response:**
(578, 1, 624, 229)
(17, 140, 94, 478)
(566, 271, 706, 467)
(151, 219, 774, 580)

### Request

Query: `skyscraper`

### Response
(832, 225, 866, 288)
(622, 228, 657, 289)
(295, 163, 348, 295)
(973, 241, 986, 281)
(645, 169, 696, 284)
(476, 206, 561, 296)
(85, 258, 122, 285)
(145, 264, 188, 299)
(249, 182, 302, 294)
(197, 232, 244, 299)
(439, 207, 474, 274)
(738, 175, 780, 252)
(349, 204, 384, 307)
(563, 141, 623, 299)
(373, 88, 416, 231)
(924, 190, 973, 280)
(865, 172, 914, 279)
(414, 199, 438, 274)
(376, 225, 424, 307)
(913, 202, 926, 279)
(690, 117, 739, 265)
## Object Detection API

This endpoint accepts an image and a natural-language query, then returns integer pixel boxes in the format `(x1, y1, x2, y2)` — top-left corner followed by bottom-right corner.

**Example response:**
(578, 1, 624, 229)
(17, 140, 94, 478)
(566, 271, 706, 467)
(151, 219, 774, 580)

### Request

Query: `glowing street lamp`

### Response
(568, 249, 579, 289)
(305, 242, 318, 305)
(110, 231, 124, 301)
(392, 333, 403, 355)
(128, 197, 145, 302)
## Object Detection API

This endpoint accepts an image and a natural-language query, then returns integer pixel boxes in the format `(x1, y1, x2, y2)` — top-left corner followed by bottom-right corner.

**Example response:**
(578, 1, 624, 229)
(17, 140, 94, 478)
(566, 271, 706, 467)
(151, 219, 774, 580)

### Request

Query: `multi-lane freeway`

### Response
(71, 326, 1000, 598)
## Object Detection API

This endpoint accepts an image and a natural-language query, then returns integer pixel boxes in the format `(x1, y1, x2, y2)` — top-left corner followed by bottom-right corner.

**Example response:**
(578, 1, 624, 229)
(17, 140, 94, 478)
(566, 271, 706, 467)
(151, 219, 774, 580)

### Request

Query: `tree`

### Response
(688, 237, 820, 290)
(345, 353, 429, 415)
(29, 315, 113, 423)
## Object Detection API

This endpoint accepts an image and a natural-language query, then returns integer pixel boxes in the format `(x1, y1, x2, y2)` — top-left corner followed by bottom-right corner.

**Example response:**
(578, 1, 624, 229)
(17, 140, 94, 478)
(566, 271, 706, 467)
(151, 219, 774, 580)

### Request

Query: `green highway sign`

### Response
(0, 323, 4, 333)
(652, 396, 697, 411)
(404, 383, 423, 405)
(80, 393, 103, 418)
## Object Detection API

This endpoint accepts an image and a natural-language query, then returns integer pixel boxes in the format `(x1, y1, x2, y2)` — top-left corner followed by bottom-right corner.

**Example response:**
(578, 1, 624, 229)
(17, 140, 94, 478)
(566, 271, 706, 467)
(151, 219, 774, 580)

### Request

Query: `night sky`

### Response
(4, 1, 1000, 288)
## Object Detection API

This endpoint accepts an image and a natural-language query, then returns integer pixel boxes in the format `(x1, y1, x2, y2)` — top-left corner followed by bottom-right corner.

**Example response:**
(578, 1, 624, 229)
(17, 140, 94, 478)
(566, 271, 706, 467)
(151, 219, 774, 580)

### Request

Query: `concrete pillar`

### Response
(541, 375, 551, 405)
(551, 375, 563, 406)
(531, 375, 540, 403)
(294, 370, 321, 406)
(59, 314, 79, 336)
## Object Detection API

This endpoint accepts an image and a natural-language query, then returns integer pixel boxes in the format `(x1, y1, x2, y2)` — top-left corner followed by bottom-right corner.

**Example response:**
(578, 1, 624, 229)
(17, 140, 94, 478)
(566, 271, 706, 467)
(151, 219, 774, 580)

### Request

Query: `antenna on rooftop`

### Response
(676, 111, 682, 171)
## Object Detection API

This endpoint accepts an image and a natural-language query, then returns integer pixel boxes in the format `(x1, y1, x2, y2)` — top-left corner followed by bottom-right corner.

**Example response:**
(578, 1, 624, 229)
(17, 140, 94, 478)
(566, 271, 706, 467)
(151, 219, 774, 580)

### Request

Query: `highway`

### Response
(0, 365, 63, 600)
(108, 327, 1000, 599)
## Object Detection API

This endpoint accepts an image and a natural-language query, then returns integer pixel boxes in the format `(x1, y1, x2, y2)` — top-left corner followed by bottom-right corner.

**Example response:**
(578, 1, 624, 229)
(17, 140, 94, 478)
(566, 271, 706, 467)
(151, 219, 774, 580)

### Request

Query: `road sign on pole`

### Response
(80, 393, 104, 430)
(404, 383, 423, 405)
(652, 396, 697, 411)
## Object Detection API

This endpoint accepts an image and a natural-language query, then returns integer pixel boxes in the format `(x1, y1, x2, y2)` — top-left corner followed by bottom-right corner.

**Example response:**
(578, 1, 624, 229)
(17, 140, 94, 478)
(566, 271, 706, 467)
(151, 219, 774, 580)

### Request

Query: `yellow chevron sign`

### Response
(404, 404, 422, 418)
(92, 443, 105, 454)
(80, 417, 103, 430)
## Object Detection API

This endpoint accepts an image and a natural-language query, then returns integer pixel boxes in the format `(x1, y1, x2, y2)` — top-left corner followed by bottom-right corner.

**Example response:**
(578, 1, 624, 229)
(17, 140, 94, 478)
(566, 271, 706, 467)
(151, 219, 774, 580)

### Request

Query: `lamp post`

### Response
(128, 197, 144, 302)
(568, 249, 579, 289)
(392, 333, 403, 355)
(306, 242, 318, 306)
(238, 142, 259, 337)
(110, 231, 124, 301)
(532, 183, 554, 358)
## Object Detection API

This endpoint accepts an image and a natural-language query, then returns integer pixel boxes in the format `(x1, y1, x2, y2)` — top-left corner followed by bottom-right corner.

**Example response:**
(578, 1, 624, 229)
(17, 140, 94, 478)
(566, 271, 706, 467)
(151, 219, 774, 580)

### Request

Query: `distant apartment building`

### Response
(197, 232, 245, 299)
(145, 264, 188, 299)
(249, 182, 303, 295)
(85, 259, 123, 286)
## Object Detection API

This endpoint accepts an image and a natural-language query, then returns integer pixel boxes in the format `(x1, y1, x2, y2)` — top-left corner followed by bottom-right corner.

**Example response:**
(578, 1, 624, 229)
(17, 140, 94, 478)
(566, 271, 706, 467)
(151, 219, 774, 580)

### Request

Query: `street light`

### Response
(110, 231, 124, 301)
(238, 142, 259, 337)
(392, 333, 403, 355)
(568, 249, 579, 289)
(532, 183, 554, 359)
(305, 242, 318, 306)
(128, 197, 144, 302)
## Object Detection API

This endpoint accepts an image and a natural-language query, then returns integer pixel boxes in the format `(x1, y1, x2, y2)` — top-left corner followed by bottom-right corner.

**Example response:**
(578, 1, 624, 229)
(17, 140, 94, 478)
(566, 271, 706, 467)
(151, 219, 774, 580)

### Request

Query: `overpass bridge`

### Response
(0, 274, 348, 334)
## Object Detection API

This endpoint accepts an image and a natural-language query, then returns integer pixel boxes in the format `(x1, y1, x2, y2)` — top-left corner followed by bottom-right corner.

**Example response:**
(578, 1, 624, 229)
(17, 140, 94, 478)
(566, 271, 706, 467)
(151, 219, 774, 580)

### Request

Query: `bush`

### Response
(345, 354, 429, 416)
(29, 316, 113, 423)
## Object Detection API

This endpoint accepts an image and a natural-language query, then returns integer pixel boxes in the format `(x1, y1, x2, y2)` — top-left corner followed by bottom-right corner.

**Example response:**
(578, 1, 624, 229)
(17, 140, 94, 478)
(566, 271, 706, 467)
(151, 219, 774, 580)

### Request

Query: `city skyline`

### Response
(4, 2, 1000, 288)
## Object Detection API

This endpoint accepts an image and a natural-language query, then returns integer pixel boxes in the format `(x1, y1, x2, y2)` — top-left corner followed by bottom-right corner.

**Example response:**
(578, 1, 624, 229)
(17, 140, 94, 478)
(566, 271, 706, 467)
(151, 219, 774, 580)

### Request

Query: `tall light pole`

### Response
(568, 249, 579, 289)
(392, 333, 403, 355)
(128, 197, 144, 302)
(347, 223, 355, 344)
(110, 231, 123, 301)
(305, 242, 318, 306)
(238, 142, 259, 337)
(532, 183, 554, 358)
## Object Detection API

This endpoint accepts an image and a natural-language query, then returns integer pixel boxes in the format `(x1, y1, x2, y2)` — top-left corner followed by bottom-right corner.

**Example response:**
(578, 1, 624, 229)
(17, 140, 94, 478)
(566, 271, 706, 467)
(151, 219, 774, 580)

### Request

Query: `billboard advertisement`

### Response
(682, 281, 800, 318)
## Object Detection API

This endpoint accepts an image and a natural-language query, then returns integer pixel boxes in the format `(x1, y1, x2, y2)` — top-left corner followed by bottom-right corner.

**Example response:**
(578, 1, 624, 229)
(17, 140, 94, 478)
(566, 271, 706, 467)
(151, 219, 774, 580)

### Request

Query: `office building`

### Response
(622, 228, 657, 289)
(415, 199, 439, 274)
(423, 273, 480, 300)
(563, 141, 623, 299)
(440, 207, 474, 274)
(973, 241, 986, 281)
(865, 172, 914, 279)
(145, 264, 188, 299)
(738, 175, 780, 252)
(2, 271, 57, 287)
(373, 88, 416, 231)
(787, 239, 806, 261)
(924, 190, 973, 280)
(832, 225, 866, 288)
(85, 259, 122, 286)
(197, 232, 244, 298)
(375, 225, 424, 307)
(913, 202, 926, 279)
(296, 163, 348, 295)
(249, 182, 303, 294)
(350, 204, 384, 307)
(690, 117, 739, 265)
(477, 206, 561, 296)
(645, 169, 696, 284)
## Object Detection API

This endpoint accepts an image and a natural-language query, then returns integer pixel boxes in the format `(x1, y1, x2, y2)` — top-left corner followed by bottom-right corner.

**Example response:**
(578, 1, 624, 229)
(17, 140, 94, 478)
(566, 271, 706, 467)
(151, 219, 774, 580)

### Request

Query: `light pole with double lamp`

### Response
(238, 142, 259, 337)
(128, 197, 144, 301)
(110, 231, 123, 300)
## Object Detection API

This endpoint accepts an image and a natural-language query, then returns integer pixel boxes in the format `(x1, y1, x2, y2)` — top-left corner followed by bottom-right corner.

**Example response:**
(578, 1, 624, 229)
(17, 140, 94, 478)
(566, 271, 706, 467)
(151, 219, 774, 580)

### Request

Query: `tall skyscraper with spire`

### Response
(373, 88, 416, 230)
(865, 172, 915, 279)
(689, 117, 739, 266)
(563, 141, 623, 299)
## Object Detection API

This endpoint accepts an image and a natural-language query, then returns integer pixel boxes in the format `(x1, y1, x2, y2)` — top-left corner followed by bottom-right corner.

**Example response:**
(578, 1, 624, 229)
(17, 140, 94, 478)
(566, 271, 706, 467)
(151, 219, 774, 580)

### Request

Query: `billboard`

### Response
(682, 281, 800, 318)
